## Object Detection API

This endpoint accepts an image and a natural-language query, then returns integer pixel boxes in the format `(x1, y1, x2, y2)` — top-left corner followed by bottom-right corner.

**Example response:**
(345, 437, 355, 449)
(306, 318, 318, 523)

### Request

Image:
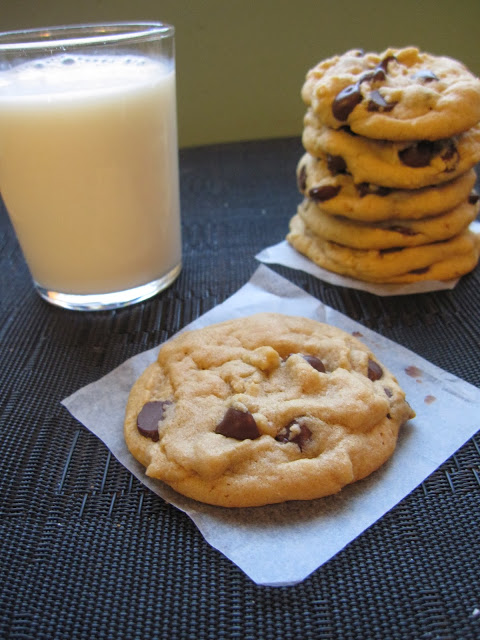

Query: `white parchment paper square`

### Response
(62, 265, 480, 586)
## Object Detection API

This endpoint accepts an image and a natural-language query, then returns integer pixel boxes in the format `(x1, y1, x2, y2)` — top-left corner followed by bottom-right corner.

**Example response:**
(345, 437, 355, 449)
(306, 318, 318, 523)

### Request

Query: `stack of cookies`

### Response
(287, 47, 480, 284)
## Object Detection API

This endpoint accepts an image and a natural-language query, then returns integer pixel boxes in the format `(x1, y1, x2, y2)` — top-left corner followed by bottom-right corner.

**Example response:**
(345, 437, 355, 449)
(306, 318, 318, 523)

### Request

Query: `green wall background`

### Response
(2, 1, 479, 148)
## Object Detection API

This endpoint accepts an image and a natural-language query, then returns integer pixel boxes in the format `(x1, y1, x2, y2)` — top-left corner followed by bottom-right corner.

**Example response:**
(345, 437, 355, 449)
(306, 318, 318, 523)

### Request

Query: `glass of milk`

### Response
(0, 23, 182, 310)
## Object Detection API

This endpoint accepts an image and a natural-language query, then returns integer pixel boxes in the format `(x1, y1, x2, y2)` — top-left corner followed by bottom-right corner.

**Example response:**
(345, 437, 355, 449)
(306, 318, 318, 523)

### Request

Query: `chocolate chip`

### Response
(358, 65, 390, 86)
(297, 164, 307, 192)
(441, 141, 459, 169)
(384, 387, 393, 398)
(377, 55, 397, 72)
(358, 70, 382, 85)
(411, 69, 439, 82)
(215, 407, 260, 440)
(468, 191, 479, 205)
(387, 225, 417, 236)
(367, 359, 383, 381)
(399, 139, 458, 170)
(302, 354, 326, 373)
(332, 56, 396, 121)
(275, 420, 312, 450)
(372, 67, 387, 82)
(332, 83, 363, 121)
(398, 141, 436, 167)
(327, 154, 347, 175)
(367, 90, 397, 112)
(136, 400, 172, 441)
(356, 182, 371, 197)
(441, 141, 457, 160)
(309, 185, 341, 202)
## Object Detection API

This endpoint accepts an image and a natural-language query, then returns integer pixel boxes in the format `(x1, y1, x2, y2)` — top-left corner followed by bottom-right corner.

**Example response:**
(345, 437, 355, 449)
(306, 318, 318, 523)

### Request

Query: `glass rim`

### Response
(0, 22, 174, 51)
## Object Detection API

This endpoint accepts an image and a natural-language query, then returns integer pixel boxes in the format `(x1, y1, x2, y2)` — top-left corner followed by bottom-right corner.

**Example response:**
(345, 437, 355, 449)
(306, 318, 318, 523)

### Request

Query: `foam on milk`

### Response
(0, 54, 172, 100)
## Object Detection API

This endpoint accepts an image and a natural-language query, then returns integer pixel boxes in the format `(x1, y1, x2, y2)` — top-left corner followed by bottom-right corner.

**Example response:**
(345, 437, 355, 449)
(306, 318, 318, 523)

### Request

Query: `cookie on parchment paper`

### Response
(124, 313, 415, 507)
(287, 213, 480, 284)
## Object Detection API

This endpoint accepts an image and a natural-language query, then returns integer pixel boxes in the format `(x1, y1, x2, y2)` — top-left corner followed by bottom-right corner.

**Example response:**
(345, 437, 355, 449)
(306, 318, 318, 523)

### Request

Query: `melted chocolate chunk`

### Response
(309, 184, 341, 202)
(215, 408, 260, 440)
(332, 56, 397, 122)
(356, 182, 371, 197)
(298, 164, 307, 192)
(359, 63, 390, 86)
(372, 67, 387, 82)
(327, 154, 347, 175)
(367, 90, 397, 112)
(358, 69, 383, 85)
(367, 359, 383, 381)
(411, 69, 439, 82)
(332, 83, 363, 121)
(441, 141, 459, 170)
(399, 139, 458, 170)
(137, 400, 172, 441)
(275, 420, 312, 450)
(377, 55, 397, 72)
(302, 354, 326, 373)
(468, 191, 479, 205)
(398, 141, 436, 167)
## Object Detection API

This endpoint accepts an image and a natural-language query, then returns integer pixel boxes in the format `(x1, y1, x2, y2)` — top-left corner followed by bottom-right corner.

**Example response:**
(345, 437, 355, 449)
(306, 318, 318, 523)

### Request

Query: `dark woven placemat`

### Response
(1, 138, 479, 640)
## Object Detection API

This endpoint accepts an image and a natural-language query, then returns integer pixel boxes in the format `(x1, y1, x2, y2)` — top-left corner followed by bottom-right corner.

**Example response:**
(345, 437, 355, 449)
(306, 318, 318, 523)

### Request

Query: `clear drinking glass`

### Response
(0, 22, 182, 310)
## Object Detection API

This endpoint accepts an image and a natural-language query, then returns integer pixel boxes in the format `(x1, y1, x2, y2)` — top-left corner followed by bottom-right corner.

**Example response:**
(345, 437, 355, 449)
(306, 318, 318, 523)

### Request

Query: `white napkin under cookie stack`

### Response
(287, 47, 480, 284)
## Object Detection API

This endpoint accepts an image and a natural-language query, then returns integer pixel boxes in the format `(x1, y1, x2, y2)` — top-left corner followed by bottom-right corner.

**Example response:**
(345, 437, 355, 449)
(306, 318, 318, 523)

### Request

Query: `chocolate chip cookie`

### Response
(288, 214, 480, 283)
(297, 151, 477, 221)
(297, 197, 479, 250)
(302, 47, 480, 141)
(303, 112, 480, 189)
(124, 313, 415, 507)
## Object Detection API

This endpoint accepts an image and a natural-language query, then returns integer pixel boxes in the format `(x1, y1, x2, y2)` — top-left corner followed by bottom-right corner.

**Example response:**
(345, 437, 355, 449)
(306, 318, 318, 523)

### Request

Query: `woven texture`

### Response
(1, 138, 479, 640)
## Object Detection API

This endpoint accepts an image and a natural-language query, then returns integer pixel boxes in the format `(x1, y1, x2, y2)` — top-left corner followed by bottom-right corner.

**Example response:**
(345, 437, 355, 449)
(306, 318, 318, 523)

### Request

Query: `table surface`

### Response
(1, 137, 479, 640)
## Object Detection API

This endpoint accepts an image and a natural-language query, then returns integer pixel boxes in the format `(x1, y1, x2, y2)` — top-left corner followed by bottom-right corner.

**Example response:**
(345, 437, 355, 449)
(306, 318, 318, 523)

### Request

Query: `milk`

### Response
(0, 54, 181, 295)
